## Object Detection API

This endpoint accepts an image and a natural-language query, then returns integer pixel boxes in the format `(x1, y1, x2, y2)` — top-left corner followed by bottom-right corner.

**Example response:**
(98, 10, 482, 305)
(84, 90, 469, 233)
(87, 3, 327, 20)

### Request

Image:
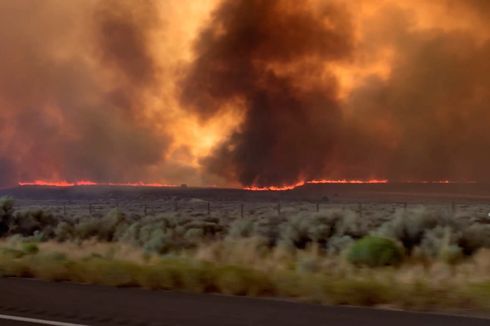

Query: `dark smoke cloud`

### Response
(181, 0, 354, 186)
(0, 0, 167, 186)
(95, 0, 158, 87)
(182, 0, 490, 186)
(2, 0, 489, 188)
(343, 4, 490, 182)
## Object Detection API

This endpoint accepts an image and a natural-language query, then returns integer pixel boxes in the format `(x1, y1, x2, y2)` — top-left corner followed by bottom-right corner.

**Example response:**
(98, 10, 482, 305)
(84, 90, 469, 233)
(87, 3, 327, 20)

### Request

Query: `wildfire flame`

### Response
(17, 179, 473, 190)
(242, 179, 478, 191)
(18, 180, 176, 188)
(243, 179, 389, 191)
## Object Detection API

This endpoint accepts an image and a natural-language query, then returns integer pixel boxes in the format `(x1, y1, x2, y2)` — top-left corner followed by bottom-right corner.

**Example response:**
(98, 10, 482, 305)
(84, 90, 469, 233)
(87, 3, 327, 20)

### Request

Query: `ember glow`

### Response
(245, 179, 389, 191)
(1, 1, 489, 188)
(18, 181, 176, 188)
(243, 179, 479, 191)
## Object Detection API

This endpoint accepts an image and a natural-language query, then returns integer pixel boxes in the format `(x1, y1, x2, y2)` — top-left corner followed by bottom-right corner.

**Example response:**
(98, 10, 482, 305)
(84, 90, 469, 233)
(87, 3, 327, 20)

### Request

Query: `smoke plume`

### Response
(1, 0, 489, 187)
(339, 0, 490, 182)
(182, 0, 490, 186)
(181, 0, 354, 186)
(0, 0, 167, 185)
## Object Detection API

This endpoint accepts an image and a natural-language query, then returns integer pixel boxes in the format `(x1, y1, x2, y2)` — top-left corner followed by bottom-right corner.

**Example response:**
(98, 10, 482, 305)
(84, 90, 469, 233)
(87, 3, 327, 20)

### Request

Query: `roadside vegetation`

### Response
(1, 196, 490, 313)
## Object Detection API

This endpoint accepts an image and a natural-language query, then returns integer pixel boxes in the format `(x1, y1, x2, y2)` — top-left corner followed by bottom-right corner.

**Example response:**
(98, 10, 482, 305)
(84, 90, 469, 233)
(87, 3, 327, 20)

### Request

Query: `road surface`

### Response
(0, 277, 488, 326)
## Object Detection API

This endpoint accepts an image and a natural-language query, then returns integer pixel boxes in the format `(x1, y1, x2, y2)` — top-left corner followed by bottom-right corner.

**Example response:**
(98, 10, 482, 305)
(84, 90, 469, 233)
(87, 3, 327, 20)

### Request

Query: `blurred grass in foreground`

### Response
(0, 238, 489, 314)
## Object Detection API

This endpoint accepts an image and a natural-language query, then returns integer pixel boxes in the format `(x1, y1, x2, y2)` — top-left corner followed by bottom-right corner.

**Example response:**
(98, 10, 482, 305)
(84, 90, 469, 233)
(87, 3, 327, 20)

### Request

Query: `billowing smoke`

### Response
(182, 0, 490, 186)
(0, 0, 167, 186)
(1, 0, 490, 188)
(181, 0, 354, 186)
(339, 1, 490, 182)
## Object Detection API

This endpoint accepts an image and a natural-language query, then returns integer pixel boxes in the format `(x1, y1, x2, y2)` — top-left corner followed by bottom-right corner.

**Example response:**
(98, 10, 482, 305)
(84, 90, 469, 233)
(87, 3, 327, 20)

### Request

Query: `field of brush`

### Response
(1, 184, 490, 314)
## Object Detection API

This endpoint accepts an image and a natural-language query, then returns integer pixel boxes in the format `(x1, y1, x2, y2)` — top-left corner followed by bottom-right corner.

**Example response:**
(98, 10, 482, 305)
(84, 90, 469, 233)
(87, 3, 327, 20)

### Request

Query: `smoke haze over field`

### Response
(0, 0, 489, 187)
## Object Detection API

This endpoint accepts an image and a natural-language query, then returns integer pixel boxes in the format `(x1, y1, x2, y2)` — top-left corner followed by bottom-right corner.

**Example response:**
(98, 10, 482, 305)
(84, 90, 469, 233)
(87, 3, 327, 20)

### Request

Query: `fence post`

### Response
(174, 200, 178, 212)
(316, 202, 320, 212)
(207, 202, 211, 216)
(144, 204, 148, 216)
(240, 203, 244, 218)
(359, 203, 363, 218)
(451, 201, 456, 215)
(63, 204, 66, 218)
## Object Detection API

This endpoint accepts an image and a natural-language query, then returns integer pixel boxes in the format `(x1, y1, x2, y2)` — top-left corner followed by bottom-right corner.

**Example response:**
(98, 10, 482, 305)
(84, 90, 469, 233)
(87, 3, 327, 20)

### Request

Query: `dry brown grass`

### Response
(0, 238, 489, 314)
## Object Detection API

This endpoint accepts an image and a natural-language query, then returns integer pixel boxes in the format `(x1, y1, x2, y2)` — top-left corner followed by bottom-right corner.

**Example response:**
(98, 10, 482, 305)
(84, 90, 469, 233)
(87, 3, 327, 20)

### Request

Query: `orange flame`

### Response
(308, 179, 389, 184)
(244, 179, 389, 191)
(18, 179, 474, 190)
(243, 179, 481, 191)
(18, 180, 176, 187)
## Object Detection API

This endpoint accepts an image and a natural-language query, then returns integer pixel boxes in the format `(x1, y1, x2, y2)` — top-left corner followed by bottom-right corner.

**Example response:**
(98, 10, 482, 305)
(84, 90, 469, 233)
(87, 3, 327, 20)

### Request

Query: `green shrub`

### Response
(98, 209, 128, 241)
(327, 235, 354, 255)
(0, 247, 25, 259)
(279, 215, 333, 249)
(21, 243, 39, 255)
(0, 197, 15, 236)
(332, 210, 368, 238)
(74, 218, 100, 240)
(9, 210, 57, 237)
(143, 229, 171, 254)
(0, 196, 14, 215)
(184, 228, 205, 242)
(227, 220, 255, 239)
(376, 208, 444, 251)
(54, 221, 74, 242)
(460, 224, 490, 254)
(416, 226, 463, 263)
(439, 245, 463, 264)
(347, 236, 404, 267)
(23, 252, 69, 281)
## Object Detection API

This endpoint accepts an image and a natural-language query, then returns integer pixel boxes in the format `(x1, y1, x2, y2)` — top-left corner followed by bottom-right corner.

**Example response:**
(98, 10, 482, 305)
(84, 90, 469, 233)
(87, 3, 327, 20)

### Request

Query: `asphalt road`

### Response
(0, 277, 488, 326)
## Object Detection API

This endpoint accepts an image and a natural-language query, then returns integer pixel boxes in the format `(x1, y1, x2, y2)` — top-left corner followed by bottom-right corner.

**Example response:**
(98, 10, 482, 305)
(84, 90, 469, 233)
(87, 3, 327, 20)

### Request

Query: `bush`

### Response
(54, 221, 74, 242)
(347, 236, 404, 267)
(9, 210, 57, 238)
(332, 210, 368, 238)
(227, 220, 255, 239)
(280, 215, 333, 249)
(184, 228, 205, 242)
(74, 218, 101, 240)
(460, 224, 490, 255)
(0, 197, 15, 236)
(416, 226, 463, 263)
(143, 229, 171, 254)
(22, 243, 39, 255)
(327, 235, 354, 255)
(23, 252, 69, 281)
(98, 209, 128, 241)
(376, 208, 445, 251)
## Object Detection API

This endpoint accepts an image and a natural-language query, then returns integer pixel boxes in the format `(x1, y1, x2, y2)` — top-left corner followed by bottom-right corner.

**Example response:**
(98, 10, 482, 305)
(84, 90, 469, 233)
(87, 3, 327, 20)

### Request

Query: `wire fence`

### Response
(12, 199, 490, 221)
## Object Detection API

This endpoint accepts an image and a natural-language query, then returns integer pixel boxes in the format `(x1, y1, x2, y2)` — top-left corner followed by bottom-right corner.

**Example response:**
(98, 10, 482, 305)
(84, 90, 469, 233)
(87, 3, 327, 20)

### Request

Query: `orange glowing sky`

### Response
(1, 0, 489, 188)
(148, 0, 490, 186)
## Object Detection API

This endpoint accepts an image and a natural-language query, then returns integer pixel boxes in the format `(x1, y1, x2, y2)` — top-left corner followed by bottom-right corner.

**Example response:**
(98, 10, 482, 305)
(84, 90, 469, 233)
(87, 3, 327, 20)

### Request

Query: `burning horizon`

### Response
(19, 178, 387, 190)
(1, 1, 489, 188)
(17, 178, 477, 192)
(17, 180, 177, 188)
